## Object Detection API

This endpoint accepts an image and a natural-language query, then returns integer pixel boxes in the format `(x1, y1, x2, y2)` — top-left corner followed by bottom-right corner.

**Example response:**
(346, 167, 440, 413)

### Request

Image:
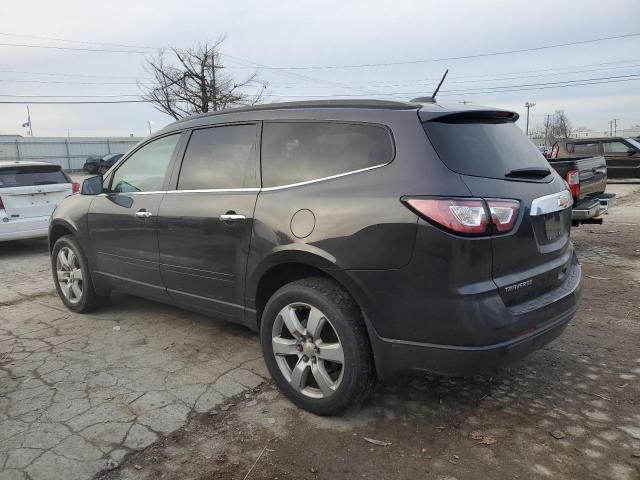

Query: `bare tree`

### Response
(549, 110, 572, 139)
(142, 36, 268, 120)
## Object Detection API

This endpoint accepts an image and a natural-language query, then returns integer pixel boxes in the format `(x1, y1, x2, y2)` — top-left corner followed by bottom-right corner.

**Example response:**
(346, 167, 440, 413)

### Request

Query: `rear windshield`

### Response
(0, 165, 68, 188)
(423, 118, 550, 180)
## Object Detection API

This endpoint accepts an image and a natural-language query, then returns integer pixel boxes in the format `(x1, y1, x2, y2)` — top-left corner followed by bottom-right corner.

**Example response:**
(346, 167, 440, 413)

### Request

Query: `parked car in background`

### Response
(1, 161, 78, 241)
(537, 145, 551, 158)
(550, 137, 640, 179)
(82, 153, 124, 175)
(49, 100, 582, 415)
(547, 154, 614, 225)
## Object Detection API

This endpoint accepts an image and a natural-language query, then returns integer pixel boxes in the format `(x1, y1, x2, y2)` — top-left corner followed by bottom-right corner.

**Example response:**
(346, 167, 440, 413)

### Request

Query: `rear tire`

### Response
(260, 277, 375, 415)
(52, 235, 109, 313)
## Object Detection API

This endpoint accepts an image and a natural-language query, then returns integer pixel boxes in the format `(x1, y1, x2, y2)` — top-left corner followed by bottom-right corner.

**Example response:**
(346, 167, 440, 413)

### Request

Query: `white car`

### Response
(0, 161, 78, 242)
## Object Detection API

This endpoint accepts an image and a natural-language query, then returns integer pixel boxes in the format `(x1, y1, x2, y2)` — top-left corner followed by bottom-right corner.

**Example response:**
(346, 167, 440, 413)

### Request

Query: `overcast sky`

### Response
(1, 0, 638, 137)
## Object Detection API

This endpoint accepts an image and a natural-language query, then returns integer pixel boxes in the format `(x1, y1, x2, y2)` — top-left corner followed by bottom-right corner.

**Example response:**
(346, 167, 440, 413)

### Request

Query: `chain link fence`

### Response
(0, 137, 142, 171)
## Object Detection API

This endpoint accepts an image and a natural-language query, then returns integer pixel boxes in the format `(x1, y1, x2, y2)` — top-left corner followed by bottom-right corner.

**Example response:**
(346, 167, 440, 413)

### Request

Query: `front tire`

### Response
(260, 277, 375, 415)
(52, 235, 109, 313)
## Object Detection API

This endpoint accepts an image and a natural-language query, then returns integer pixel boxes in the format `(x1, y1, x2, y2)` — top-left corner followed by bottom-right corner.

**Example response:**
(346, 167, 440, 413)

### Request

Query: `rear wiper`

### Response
(505, 167, 551, 178)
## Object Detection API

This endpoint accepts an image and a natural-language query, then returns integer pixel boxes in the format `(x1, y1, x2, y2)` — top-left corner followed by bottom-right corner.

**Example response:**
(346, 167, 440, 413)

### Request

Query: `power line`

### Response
(222, 32, 640, 70)
(4, 72, 638, 103)
(0, 42, 148, 54)
(264, 75, 640, 98)
(0, 32, 157, 50)
(0, 78, 152, 86)
(0, 99, 151, 104)
(0, 69, 146, 80)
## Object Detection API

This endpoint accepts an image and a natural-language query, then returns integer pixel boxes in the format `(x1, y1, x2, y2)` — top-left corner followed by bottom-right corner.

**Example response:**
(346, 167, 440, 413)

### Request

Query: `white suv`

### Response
(0, 161, 78, 242)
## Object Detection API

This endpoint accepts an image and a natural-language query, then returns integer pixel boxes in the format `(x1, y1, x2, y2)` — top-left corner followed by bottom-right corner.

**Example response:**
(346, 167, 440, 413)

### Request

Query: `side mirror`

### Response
(81, 175, 104, 195)
(627, 148, 636, 156)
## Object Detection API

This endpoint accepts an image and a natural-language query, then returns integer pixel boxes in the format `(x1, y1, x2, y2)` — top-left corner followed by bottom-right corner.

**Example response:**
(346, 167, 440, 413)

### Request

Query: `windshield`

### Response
(0, 165, 68, 188)
(626, 138, 640, 150)
(423, 119, 551, 180)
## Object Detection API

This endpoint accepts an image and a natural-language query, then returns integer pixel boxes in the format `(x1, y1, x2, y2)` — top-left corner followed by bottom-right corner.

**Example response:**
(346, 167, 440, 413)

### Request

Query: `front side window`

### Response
(178, 124, 258, 190)
(261, 122, 394, 188)
(602, 141, 630, 153)
(110, 134, 180, 193)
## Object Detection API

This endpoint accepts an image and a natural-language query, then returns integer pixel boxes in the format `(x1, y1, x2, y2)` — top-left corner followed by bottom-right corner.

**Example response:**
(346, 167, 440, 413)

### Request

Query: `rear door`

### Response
(0, 164, 71, 219)
(423, 114, 573, 306)
(157, 123, 260, 324)
(88, 133, 182, 301)
(601, 139, 640, 178)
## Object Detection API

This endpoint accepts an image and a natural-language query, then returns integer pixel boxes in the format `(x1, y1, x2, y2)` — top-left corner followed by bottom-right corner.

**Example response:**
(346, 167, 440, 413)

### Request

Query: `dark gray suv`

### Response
(49, 100, 582, 415)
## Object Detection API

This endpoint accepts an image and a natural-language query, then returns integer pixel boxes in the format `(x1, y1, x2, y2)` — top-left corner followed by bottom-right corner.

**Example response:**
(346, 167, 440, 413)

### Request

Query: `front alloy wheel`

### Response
(56, 246, 84, 304)
(272, 303, 345, 399)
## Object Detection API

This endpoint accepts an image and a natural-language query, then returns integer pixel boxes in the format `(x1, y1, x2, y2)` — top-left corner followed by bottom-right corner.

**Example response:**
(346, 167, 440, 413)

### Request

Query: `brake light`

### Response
(565, 169, 580, 198)
(405, 198, 489, 235)
(487, 200, 520, 233)
(0, 195, 4, 211)
(72, 182, 80, 194)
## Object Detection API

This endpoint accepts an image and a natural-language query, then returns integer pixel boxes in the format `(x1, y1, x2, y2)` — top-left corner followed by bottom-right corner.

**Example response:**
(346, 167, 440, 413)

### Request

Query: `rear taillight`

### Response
(487, 200, 520, 233)
(565, 169, 580, 198)
(0, 195, 4, 211)
(72, 182, 80, 193)
(403, 197, 520, 236)
(405, 198, 489, 235)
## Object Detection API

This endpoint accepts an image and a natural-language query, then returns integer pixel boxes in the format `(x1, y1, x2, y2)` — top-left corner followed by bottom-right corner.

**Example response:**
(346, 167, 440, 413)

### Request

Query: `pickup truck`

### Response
(547, 154, 615, 225)
(550, 137, 640, 179)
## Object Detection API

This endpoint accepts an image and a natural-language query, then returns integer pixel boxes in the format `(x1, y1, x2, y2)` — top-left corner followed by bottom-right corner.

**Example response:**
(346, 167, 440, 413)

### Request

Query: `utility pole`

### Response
(612, 118, 620, 136)
(524, 102, 536, 136)
(608, 120, 613, 137)
(26, 105, 33, 137)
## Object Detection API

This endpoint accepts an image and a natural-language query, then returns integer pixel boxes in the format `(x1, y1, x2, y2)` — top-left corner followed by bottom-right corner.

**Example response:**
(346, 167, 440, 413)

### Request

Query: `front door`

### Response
(157, 124, 260, 324)
(88, 133, 182, 301)
(601, 139, 640, 178)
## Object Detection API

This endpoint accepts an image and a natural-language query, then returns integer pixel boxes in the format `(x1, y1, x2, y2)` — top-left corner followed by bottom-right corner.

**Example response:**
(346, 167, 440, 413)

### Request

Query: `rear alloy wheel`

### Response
(272, 303, 345, 398)
(261, 277, 374, 415)
(52, 235, 109, 312)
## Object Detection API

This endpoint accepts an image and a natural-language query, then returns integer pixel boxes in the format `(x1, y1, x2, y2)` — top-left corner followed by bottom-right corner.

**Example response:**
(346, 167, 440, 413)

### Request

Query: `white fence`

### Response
(0, 137, 143, 170)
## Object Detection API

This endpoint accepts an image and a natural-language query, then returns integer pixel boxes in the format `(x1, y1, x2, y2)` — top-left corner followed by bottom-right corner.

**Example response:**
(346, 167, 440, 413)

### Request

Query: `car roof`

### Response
(158, 99, 518, 134)
(0, 160, 60, 168)
(560, 137, 632, 142)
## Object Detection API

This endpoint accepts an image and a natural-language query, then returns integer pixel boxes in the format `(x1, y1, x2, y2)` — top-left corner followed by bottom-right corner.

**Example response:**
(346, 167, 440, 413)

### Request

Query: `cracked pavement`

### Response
(0, 239, 268, 480)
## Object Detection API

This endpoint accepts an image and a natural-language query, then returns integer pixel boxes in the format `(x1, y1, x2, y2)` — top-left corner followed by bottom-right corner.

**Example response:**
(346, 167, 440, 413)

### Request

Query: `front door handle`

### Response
(220, 212, 246, 222)
(135, 210, 153, 219)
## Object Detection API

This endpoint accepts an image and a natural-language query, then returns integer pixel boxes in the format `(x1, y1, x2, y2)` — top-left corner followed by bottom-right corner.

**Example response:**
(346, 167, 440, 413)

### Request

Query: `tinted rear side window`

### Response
(423, 119, 550, 180)
(178, 124, 258, 190)
(261, 122, 394, 188)
(0, 165, 67, 188)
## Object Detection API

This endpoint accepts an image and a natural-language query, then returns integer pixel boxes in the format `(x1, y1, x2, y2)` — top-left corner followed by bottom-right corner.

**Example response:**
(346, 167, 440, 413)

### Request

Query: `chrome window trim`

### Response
(97, 162, 388, 195)
(530, 190, 573, 217)
(260, 163, 388, 191)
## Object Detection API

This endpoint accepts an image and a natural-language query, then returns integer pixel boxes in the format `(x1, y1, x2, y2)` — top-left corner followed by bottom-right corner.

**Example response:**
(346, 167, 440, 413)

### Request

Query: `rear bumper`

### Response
(572, 193, 616, 221)
(352, 255, 582, 380)
(0, 215, 50, 241)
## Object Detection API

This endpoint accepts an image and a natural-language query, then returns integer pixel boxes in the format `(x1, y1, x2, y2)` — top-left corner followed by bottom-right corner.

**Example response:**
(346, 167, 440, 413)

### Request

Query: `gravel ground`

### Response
(1, 184, 639, 480)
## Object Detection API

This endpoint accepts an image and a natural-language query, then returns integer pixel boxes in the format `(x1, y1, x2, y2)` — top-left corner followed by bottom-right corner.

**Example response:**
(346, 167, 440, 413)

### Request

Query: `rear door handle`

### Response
(135, 210, 153, 219)
(220, 213, 246, 222)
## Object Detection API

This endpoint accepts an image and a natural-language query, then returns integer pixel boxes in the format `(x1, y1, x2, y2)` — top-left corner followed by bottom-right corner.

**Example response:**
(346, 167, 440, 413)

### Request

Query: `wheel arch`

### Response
(249, 250, 378, 344)
(48, 219, 78, 252)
